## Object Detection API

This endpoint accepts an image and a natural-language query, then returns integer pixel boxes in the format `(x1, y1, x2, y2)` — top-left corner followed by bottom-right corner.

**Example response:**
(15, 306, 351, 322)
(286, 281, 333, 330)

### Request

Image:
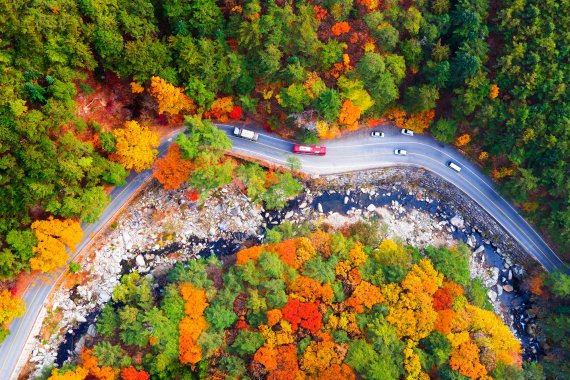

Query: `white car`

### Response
(448, 161, 462, 172)
(394, 149, 407, 155)
(401, 129, 414, 136)
(371, 131, 385, 137)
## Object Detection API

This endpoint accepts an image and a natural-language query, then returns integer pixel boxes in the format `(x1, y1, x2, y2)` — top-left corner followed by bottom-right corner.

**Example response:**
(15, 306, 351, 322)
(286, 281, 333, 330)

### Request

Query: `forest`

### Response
(40, 227, 545, 380)
(0, 0, 569, 372)
(0, 0, 568, 288)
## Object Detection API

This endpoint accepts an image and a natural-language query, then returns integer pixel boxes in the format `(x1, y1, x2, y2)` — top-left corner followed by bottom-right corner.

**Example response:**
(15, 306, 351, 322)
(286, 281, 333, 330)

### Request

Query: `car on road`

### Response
(401, 129, 414, 136)
(394, 149, 407, 155)
(233, 127, 259, 141)
(293, 145, 326, 156)
(371, 131, 384, 137)
(447, 161, 462, 172)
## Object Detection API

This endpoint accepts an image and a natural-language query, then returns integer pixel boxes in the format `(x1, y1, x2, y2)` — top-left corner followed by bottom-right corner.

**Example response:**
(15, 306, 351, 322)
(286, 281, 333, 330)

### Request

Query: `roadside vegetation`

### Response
(43, 227, 535, 380)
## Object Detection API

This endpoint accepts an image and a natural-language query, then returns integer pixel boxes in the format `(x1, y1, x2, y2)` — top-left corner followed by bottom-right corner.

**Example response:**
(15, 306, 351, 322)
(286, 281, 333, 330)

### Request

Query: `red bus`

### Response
(293, 145, 326, 156)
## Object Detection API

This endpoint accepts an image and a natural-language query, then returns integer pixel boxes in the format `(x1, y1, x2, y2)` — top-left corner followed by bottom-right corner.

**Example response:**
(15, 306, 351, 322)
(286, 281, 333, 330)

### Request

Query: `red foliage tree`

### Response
(185, 189, 200, 201)
(229, 106, 243, 120)
(121, 367, 150, 380)
(281, 298, 322, 333)
(432, 287, 453, 311)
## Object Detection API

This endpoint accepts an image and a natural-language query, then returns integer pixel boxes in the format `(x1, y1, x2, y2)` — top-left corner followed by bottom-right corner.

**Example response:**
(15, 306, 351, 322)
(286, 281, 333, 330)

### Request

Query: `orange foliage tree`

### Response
(331, 22, 351, 36)
(30, 216, 84, 273)
(455, 134, 471, 147)
(153, 144, 193, 190)
(254, 345, 278, 371)
(385, 108, 435, 134)
(111, 120, 159, 172)
(289, 276, 334, 304)
(449, 339, 488, 379)
(205, 97, 234, 121)
(338, 99, 361, 131)
(148, 76, 195, 116)
(489, 84, 499, 99)
(346, 281, 383, 312)
(80, 349, 119, 380)
(268, 344, 300, 379)
(179, 284, 209, 365)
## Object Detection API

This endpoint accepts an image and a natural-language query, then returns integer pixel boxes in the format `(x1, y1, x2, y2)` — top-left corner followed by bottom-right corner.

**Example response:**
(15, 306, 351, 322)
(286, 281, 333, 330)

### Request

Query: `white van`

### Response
(448, 161, 461, 172)
(233, 127, 259, 141)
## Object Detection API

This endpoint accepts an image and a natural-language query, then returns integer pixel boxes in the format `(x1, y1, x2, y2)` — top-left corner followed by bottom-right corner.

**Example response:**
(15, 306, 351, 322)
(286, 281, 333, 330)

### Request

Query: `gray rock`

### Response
(317, 203, 323, 213)
(503, 284, 514, 293)
(136, 255, 145, 267)
(99, 292, 111, 303)
(344, 197, 349, 205)
(76, 314, 87, 323)
(87, 324, 97, 337)
(367, 204, 376, 212)
(285, 211, 294, 219)
(218, 221, 229, 231)
(467, 234, 476, 248)
(474, 245, 485, 254)
(488, 290, 497, 302)
(299, 202, 307, 209)
(497, 285, 503, 296)
(30, 356, 44, 363)
(508, 270, 513, 281)
(450, 214, 465, 229)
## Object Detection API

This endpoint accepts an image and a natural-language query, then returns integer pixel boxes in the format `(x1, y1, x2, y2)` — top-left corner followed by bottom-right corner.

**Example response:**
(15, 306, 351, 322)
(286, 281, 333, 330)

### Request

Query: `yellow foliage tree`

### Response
(130, 81, 144, 94)
(466, 305, 521, 365)
(111, 120, 159, 172)
(0, 290, 25, 328)
(48, 367, 89, 380)
(382, 260, 441, 341)
(148, 76, 195, 115)
(295, 237, 317, 268)
(30, 216, 84, 273)
(404, 340, 429, 380)
(302, 340, 344, 377)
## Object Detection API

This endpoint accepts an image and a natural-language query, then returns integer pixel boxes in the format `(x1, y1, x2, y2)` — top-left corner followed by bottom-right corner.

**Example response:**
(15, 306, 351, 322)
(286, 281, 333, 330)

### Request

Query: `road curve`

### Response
(219, 123, 566, 273)
(0, 123, 566, 379)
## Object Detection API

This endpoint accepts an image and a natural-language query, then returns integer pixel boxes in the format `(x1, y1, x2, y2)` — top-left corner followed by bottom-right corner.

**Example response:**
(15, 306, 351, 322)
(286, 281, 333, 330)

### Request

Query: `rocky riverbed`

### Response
(26, 167, 542, 377)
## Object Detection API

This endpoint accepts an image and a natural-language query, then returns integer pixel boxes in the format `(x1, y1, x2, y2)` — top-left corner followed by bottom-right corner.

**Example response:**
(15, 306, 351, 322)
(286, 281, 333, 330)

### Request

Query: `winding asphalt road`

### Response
(0, 123, 566, 379)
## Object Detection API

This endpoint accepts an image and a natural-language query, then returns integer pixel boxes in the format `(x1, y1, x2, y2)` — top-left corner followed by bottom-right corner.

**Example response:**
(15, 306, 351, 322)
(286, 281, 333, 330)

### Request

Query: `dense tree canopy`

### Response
(50, 229, 528, 379)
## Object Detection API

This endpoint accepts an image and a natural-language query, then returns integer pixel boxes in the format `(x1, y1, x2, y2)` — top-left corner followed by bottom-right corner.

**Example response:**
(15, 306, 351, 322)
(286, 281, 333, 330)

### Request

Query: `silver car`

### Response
(371, 131, 385, 137)
(401, 129, 414, 136)
(394, 149, 407, 155)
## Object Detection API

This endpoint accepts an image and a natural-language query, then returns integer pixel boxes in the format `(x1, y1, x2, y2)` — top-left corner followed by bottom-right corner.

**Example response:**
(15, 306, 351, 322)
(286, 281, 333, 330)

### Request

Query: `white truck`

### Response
(233, 127, 259, 141)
